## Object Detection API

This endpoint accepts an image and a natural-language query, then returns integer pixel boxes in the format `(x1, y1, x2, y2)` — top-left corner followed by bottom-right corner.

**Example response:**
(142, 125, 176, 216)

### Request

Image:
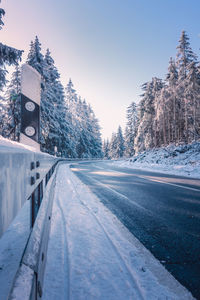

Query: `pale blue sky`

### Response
(1, 0, 200, 139)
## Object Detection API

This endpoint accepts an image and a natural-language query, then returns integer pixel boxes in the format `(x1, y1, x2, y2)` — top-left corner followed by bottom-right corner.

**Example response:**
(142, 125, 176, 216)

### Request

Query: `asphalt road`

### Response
(70, 161, 200, 299)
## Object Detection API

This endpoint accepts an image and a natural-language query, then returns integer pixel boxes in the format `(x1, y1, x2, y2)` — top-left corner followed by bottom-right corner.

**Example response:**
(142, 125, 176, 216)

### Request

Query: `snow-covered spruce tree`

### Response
(165, 57, 179, 144)
(76, 98, 91, 158)
(26, 37, 45, 76)
(103, 139, 110, 159)
(65, 81, 83, 157)
(176, 31, 197, 143)
(0, 1, 22, 137)
(108, 127, 124, 159)
(109, 132, 118, 158)
(115, 126, 125, 158)
(41, 48, 61, 155)
(1, 65, 21, 140)
(176, 31, 197, 81)
(150, 78, 164, 147)
(135, 78, 163, 152)
(65, 80, 103, 158)
(86, 103, 103, 158)
(184, 61, 200, 142)
(76, 99, 102, 158)
(0, 0, 22, 137)
(124, 101, 138, 157)
(42, 49, 77, 156)
(0, 3, 23, 92)
(65, 79, 78, 117)
(134, 82, 149, 153)
(154, 87, 168, 147)
(65, 79, 79, 141)
(56, 82, 77, 158)
(154, 58, 178, 147)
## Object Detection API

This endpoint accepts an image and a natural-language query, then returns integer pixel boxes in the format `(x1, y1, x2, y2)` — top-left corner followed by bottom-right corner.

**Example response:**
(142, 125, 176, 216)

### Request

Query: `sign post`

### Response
(20, 64, 41, 151)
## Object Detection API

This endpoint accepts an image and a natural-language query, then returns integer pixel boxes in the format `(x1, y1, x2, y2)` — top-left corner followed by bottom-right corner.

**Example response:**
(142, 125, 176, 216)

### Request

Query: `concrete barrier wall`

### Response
(0, 142, 58, 238)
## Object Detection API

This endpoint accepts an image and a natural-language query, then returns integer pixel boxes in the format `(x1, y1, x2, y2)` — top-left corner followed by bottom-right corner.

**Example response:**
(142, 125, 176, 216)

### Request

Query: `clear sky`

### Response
(1, 0, 200, 139)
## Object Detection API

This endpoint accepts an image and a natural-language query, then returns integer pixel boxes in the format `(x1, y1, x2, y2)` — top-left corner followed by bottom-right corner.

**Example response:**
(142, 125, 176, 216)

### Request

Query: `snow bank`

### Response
(112, 142, 200, 178)
(0, 201, 30, 300)
(0, 135, 52, 157)
(43, 164, 194, 300)
(0, 135, 39, 153)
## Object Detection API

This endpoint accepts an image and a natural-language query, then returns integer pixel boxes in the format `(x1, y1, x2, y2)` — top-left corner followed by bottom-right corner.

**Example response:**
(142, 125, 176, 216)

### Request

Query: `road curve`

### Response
(70, 161, 200, 299)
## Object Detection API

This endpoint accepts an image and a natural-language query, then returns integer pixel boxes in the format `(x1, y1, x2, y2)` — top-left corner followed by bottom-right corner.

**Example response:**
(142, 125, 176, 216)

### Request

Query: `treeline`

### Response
(0, 3, 102, 158)
(105, 31, 200, 158)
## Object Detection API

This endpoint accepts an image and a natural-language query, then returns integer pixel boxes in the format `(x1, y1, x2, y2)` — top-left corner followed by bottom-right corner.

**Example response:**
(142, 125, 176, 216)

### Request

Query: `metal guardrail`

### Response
(8, 160, 60, 300)
(0, 145, 59, 238)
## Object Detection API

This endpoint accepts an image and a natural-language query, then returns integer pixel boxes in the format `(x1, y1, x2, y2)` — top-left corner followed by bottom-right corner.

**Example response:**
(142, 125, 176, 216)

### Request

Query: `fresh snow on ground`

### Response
(111, 142, 200, 179)
(43, 163, 194, 300)
(0, 201, 30, 300)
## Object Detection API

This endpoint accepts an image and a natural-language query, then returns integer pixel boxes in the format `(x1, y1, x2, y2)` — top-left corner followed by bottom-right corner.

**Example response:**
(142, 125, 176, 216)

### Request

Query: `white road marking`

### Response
(138, 177, 200, 193)
(83, 173, 149, 213)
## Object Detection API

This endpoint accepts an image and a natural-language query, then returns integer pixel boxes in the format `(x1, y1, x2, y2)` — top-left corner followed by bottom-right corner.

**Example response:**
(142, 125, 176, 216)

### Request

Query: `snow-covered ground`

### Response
(111, 142, 200, 179)
(0, 201, 30, 300)
(43, 163, 194, 300)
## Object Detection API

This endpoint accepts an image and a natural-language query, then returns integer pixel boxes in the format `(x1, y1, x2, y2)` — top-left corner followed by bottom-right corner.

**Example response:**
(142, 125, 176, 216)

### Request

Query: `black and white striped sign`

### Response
(20, 64, 41, 151)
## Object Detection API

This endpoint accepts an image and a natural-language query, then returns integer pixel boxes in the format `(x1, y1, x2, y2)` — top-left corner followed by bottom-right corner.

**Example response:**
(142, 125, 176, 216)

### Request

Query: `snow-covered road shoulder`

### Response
(43, 163, 194, 300)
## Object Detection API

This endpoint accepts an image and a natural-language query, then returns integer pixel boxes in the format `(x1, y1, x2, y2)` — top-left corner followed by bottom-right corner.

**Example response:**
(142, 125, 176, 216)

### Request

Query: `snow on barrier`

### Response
(0, 139, 61, 300)
(0, 140, 59, 237)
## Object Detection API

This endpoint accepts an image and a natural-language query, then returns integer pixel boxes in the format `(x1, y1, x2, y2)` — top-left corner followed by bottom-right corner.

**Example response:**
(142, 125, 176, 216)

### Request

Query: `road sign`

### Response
(20, 64, 41, 151)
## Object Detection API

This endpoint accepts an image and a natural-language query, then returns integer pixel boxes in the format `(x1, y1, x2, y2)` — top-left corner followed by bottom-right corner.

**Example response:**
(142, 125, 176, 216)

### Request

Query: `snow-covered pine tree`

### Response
(65, 79, 78, 116)
(176, 31, 197, 143)
(1, 65, 21, 140)
(109, 132, 118, 158)
(176, 31, 197, 81)
(42, 49, 77, 157)
(154, 87, 167, 146)
(154, 58, 178, 147)
(115, 126, 125, 158)
(76, 99, 102, 158)
(76, 97, 91, 158)
(108, 127, 124, 159)
(184, 61, 200, 142)
(65, 79, 80, 139)
(54, 81, 76, 157)
(65, 80, 102, 158)
(0, 1, 23, 91)
(26, 37, 45, 76)
(41, 48, 61, 154)
(65, 80, 87, 158)
(124, 101, 138, 157)
(165, 57, 179, 144)
(0, 4, 5, 30)
(86, 103, 103, 158)
(103, 139, 110, 159)
(134, 83, 149, 153)
(136, 78, 164, 152)
(124, 126, 130, 157)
